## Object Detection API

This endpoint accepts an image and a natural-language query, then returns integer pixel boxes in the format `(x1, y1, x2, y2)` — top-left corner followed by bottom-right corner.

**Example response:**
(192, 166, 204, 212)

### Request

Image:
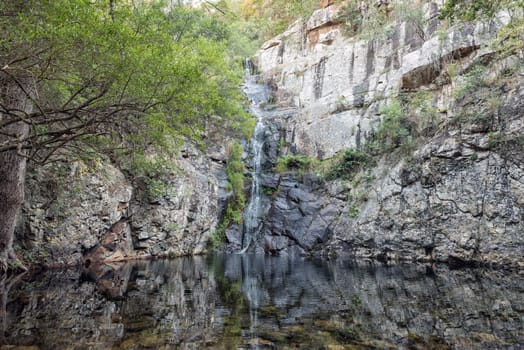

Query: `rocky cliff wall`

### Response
(16, 141, 228, 267)
(258, 1, 514, 159)
(253, 1, 524, 267)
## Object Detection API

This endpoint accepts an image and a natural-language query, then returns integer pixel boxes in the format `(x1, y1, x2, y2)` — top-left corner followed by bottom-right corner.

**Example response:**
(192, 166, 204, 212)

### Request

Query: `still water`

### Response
(1, 254, 523, 349)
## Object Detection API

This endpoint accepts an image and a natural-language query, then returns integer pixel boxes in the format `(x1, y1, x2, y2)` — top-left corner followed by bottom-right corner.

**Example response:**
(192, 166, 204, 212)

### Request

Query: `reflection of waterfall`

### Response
(241, 255, 260, 349)
(240, 59, 270, 253)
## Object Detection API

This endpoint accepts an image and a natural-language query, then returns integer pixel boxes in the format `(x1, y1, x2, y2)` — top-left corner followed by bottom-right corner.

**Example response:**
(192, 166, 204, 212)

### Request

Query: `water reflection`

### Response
(1, 255, 523, 349)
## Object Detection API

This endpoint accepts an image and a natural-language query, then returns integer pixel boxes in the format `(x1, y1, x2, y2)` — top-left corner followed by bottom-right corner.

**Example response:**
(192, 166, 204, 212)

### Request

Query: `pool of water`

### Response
(1, 254, 523, 349)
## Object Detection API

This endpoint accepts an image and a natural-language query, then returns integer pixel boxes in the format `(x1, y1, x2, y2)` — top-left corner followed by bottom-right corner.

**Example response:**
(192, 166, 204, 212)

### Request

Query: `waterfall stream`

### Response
(240, 59, 270, 253)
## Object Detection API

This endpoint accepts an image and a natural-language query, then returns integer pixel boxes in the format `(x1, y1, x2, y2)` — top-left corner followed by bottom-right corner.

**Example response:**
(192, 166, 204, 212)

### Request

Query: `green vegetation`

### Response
(225, 142, 246, 224)
(0, 0, 251, 164)
(211, 141, 246, 249)
(439, 0, 524, 57)
(438, 0, 521, 51)
(452, 66, 488, 100)
(123, 154, 175, 200)
(347, 188, 370, 219)
(449, 58, 520, 130)
(0, 0, 259, 269)
(275, 154, 315, 173)
(372, 98, 415, 154)
(364, 91, 439, 157)
(492, 16, 524, 58)
(238, 0, 319, 39)
(439, 0, 524, 22)
(336, 0, 427, 40)
(404, 91, 439, 136)
(325, 149, 370, 181)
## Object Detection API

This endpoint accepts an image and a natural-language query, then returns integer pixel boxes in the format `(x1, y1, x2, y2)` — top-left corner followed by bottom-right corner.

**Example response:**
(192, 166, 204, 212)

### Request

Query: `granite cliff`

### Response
(238, 0, 524, 267)
(14, 0, 524, 269)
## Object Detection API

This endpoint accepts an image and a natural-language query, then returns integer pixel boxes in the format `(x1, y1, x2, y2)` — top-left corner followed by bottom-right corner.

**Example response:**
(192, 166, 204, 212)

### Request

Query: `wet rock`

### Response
(225, 224, 242, 247)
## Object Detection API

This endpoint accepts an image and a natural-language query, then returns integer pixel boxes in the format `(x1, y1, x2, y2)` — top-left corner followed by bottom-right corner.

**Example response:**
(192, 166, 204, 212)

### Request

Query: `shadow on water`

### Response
(0, 255, 523, 349)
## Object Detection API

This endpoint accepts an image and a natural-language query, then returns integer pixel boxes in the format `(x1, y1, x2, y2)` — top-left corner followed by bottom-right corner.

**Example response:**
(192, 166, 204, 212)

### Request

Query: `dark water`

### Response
(1, 255, 523, 350)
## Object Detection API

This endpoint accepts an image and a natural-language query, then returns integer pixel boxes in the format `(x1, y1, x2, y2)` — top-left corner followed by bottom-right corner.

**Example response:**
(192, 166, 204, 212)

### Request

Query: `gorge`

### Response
(1, 0, 524, 348)
(5, 0, 522, 270)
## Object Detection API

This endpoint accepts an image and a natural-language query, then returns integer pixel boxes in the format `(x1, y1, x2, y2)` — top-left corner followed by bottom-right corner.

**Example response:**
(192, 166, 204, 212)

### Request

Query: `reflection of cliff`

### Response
(1, 258, 219, 349)
(213, 254, 524, 349)
(2, 256, 523, 349)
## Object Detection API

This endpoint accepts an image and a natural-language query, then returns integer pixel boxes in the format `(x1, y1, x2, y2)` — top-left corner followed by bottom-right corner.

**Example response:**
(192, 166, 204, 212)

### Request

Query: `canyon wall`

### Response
(15, 140, 230, 267)
(253, 1, 524, 267)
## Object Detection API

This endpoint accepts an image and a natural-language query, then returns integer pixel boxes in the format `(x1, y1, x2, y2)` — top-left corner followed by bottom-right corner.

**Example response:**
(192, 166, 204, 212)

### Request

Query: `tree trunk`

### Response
(0, 72, 33, 273)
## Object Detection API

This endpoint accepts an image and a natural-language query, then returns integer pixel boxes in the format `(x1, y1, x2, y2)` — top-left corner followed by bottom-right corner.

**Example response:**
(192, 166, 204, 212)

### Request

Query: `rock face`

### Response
(17, 142, 227, 267)
(130, 144, 221, 258)
(252, 1, 524, 266)
(258, 1, 508, 160)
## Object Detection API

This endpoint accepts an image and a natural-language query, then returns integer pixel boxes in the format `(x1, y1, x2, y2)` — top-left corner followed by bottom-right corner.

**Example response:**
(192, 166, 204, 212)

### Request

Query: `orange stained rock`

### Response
(320, 0, 335, 9)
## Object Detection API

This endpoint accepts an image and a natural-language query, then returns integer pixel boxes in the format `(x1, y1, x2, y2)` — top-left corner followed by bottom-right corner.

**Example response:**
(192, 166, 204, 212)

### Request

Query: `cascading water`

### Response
(240, 59, 270, 253)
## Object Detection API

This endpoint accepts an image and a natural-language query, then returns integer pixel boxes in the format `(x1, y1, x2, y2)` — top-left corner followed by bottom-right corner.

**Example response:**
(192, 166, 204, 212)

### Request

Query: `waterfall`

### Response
(240, 58, 270, 253)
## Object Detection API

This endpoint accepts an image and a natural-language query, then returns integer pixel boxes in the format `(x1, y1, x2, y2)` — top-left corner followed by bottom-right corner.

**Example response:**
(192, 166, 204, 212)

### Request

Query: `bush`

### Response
(372, 99, 414, 154)
(452, 65, 488, 100)
(124, 153, 174, 200)
(439, 0, 507, 21)
(337, 0, 427, 41)
(225, 142, 246, 223)
(211, 141, 246, 250)
(325, 149, 369, 180)
(275, 154, 315, 173)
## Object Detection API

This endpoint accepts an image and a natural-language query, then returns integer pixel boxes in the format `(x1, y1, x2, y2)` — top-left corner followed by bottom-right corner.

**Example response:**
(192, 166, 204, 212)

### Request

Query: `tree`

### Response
(439, 0, 524, 21)
(0, 0, 250, 272)
(238, 0, 319, 39)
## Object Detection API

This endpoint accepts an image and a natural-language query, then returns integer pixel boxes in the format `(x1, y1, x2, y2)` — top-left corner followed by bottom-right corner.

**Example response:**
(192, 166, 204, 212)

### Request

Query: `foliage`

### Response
(438, 0, 524, 22)
(226, 141, 246, 217)
(121, 152, 175, 200)
(438, 1, 524, 57)
(348, 202, 360, 218)
(336, 0, 365, 36)
(393, 1, 427, 40)
(235, 114, 257, 140)
(275, 154, 315, 173)
(492, 17, 524, 57)
(209, 141, 246, 249)
(401, 91, 438, 137)
(211, 141, 246, 244)
(325, 149, 370, 181)
(0, 0, 251, 164)
(238, 0, 319, 39)
(452, 65, 488, 100)
(372, 99, 414, 154)
(449, 60, 520, 132)
(347, 189, 369, 219)
(336, 0, 426, 40)
(210, 221, 228, 250)
(367, 92, 440, 157)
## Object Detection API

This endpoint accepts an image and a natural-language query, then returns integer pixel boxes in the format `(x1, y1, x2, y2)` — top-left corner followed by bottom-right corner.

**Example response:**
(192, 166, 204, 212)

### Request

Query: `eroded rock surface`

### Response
(17, 142, 227, 266)
(252, 1, 524, 266)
